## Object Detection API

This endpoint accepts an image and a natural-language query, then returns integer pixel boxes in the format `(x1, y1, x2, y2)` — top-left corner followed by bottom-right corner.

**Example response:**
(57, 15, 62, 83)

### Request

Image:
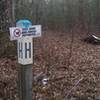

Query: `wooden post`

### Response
(17, 64, 33, 100)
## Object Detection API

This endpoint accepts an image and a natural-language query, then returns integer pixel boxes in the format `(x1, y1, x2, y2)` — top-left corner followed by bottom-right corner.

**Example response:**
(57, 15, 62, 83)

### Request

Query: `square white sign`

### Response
(9, 27, 22, 40)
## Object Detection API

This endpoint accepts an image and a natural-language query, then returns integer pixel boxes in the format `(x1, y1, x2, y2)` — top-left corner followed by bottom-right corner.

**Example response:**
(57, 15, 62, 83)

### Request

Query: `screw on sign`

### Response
(14, 28, 22, 37)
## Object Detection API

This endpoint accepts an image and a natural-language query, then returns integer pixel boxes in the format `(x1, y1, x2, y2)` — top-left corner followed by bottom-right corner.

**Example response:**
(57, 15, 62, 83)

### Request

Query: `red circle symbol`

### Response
(13, 28, 21, 37)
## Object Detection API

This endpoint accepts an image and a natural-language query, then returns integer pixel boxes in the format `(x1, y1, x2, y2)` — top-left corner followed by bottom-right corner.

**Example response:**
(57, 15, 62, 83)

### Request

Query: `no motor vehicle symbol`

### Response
(14, 28, 22, 37)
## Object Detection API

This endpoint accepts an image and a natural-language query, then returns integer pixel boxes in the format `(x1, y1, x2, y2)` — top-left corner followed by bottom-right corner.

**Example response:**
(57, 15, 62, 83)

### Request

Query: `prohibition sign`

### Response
(14, 28, 22, 37)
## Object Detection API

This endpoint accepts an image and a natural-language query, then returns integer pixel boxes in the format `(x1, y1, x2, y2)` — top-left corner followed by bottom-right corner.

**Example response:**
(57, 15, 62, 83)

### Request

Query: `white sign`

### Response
(22, 25, 41, 37)
(9, 25, 41, 41)
(17, 37, 33, 65)
(9, 27, 22, 40)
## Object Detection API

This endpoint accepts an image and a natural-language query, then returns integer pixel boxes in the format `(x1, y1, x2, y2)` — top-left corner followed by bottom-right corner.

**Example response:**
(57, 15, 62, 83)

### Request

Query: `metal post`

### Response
(17, 64, 33, 100)
(16, 20, 33, 100)
(9, 19, 41, 100)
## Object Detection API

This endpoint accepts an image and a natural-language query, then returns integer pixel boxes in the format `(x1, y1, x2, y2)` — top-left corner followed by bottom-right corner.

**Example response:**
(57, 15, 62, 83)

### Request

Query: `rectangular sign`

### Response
(17, 37, 33, 65)
(9, 25, 41, 41)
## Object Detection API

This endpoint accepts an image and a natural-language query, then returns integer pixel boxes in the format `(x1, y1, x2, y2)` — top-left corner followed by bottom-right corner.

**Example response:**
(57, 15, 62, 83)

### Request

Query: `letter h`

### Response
(19, 42, 23, 58)
(25, 43, 31, 58)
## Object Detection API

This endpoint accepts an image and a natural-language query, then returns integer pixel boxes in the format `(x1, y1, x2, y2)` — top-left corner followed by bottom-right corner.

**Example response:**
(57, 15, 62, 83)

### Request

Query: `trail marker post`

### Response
(9, 19, 41, 100)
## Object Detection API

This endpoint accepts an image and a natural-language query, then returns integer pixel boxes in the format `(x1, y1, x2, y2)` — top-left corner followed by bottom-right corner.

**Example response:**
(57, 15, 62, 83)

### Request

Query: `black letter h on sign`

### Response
(25, 43, 31, 58)
(19, 42, 23, 58)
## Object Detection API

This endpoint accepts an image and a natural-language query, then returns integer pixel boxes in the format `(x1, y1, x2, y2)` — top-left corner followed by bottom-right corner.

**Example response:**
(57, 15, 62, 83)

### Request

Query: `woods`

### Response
(15, 0, 100, 32)
(0, 0, 100, 32)
(0, 0, 100, 100)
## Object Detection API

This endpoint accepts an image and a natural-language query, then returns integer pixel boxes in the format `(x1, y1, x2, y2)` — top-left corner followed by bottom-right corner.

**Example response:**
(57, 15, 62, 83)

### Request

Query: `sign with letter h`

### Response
(9, 19, 41, 65)
(16, 20, 33, 65)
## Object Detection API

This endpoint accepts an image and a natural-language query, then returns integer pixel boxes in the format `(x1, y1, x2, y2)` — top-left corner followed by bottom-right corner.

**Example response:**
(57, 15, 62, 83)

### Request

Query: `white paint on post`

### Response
(17, 37, 33, 65)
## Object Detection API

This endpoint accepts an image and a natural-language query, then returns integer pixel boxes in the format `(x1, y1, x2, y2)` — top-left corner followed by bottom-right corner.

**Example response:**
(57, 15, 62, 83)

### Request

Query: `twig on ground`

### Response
(64, 77, 84, 100)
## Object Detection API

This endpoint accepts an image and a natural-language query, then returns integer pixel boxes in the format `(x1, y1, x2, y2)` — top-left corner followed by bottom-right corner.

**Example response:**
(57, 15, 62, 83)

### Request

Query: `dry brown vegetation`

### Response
(0, 31, 100, 100)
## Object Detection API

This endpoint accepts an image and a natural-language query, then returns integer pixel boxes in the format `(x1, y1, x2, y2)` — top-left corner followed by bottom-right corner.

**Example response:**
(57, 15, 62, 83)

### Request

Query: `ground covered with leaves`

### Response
(0, 31, 100, 100)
